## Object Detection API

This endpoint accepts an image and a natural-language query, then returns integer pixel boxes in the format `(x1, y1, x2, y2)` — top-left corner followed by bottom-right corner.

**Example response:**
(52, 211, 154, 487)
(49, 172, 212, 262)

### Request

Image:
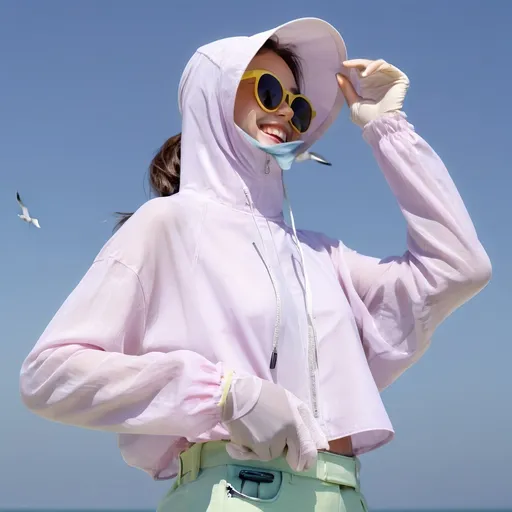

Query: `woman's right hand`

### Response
(221, 374, 329, 471)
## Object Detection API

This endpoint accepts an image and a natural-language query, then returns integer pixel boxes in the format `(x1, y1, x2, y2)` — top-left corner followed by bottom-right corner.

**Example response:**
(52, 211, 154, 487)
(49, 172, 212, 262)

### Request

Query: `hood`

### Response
(177, 17, 347, 218)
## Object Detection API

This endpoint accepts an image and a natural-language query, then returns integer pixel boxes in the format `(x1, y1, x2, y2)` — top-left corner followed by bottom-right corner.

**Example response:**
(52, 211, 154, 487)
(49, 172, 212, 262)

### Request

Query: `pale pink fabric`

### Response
(19, 18, 491, 480)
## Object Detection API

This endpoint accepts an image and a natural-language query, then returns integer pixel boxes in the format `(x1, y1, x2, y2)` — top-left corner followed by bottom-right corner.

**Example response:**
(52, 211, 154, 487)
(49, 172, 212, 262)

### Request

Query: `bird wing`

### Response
(308, 152, 332, 166)
(295, 151, 332, 166)
(16, 191, 30, 216)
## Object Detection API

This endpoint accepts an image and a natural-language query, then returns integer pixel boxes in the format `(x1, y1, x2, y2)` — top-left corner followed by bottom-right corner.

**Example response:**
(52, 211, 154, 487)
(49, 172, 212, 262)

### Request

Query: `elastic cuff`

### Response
(362, 111, 411, 145)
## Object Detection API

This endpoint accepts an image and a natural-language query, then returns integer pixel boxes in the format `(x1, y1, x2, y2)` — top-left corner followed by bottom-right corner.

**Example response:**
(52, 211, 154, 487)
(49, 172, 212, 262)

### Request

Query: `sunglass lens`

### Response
(257, 73, 283, 110)
(291, 97, 313, 133)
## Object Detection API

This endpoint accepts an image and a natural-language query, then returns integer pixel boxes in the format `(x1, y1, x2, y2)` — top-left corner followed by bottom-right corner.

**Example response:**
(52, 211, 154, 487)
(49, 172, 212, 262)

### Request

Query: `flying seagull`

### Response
(16, 191, 40, 228)
(295, 151, 332, 166)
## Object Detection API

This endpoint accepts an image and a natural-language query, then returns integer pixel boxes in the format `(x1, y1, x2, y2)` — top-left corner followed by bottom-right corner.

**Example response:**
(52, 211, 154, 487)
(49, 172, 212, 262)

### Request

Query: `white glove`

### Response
(221, 374, 329, 472)
(337, 59, 410, 128)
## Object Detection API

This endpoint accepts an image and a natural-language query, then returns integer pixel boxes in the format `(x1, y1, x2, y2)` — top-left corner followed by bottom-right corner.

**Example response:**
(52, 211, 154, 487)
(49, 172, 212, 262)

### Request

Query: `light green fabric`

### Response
(157, 441, 369, 511)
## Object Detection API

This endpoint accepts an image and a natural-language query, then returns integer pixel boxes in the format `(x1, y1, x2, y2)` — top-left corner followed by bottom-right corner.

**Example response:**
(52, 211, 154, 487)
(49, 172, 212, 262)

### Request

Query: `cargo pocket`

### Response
(224, 465, 284, 508)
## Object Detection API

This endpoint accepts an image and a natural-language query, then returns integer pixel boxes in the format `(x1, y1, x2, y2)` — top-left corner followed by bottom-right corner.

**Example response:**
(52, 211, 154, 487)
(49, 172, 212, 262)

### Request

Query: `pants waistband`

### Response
(177, 441, 361, 490)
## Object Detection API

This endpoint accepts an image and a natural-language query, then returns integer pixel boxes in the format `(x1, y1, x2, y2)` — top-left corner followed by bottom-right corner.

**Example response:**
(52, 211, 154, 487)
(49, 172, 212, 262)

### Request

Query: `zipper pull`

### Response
(264, 156, 271, 174)
(269, 349, 278, 369)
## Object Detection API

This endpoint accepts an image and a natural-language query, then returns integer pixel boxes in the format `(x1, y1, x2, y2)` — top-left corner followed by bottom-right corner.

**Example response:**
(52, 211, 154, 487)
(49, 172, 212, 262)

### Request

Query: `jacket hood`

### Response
(178, 17, 347, 218)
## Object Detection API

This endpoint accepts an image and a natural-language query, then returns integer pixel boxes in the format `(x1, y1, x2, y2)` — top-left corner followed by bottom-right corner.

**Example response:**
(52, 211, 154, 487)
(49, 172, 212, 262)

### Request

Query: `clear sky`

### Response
(1, 1, 510, 510)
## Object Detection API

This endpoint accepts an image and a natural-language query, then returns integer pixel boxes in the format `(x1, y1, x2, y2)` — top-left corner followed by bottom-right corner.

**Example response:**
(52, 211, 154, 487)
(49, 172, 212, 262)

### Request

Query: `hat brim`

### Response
(249, 18, 347, 152)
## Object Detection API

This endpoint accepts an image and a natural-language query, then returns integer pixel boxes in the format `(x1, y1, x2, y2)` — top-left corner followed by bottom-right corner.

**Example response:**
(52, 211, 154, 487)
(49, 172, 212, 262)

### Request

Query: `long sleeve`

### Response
(19, 255, 226, 438)
(333, 113, 492, 390)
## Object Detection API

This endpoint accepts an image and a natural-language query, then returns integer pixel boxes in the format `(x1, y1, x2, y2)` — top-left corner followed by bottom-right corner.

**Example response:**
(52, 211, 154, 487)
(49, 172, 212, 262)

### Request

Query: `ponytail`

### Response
(114, 133, 181, 231)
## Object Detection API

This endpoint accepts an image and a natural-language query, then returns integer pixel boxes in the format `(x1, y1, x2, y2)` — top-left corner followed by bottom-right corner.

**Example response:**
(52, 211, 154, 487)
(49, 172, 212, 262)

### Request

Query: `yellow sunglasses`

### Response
(241, 69, 316, 134)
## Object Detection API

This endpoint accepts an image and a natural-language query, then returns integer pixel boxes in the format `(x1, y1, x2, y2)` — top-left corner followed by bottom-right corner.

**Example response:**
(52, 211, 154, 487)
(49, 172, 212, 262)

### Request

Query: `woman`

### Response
(20, 17, 491, 511)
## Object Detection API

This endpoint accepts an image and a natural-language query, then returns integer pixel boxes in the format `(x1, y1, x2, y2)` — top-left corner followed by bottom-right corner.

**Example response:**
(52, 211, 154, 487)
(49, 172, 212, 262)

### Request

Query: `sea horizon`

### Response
(0, 507, 512, 512)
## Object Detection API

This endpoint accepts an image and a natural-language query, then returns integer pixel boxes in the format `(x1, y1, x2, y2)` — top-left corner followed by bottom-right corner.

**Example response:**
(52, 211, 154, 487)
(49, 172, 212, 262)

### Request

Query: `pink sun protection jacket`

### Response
(20, 18, 491, 480)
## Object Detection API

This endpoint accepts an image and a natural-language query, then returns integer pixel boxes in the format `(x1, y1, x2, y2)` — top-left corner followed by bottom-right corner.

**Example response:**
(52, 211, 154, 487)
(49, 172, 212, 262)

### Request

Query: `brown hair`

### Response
(114, 38, 302, 231)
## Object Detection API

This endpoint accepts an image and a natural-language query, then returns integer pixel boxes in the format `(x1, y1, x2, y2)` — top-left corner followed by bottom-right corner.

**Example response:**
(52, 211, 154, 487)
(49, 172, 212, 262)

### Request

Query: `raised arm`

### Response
(331, 60, 491, 389)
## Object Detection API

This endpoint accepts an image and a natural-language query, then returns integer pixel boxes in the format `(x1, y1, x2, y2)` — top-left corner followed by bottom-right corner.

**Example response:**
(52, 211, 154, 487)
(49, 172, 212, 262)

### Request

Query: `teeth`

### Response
(261, 125, 287, 142)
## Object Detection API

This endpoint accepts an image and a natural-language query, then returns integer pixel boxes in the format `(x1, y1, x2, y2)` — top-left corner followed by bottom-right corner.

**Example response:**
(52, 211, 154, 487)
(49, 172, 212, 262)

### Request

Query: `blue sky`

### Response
(1, 1, 510, 510)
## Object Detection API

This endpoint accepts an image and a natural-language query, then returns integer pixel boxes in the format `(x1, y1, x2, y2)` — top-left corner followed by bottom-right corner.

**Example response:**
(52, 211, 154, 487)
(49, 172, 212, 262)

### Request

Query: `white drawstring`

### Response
(283, 182, 320, 417)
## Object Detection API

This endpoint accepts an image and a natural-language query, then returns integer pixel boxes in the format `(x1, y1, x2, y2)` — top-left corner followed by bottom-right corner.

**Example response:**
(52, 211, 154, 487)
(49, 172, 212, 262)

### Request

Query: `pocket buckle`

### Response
(238, 469, 275, 484)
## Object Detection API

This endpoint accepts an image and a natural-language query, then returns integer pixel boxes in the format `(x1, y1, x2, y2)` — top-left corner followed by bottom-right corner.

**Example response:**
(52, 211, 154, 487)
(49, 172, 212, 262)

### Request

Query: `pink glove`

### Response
(337, 58, 410, 128)
(221, 374, 329, 472)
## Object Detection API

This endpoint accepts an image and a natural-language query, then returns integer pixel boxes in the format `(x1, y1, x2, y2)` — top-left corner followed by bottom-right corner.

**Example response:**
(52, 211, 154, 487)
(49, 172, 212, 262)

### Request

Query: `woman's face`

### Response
(234, 50, 300, 145)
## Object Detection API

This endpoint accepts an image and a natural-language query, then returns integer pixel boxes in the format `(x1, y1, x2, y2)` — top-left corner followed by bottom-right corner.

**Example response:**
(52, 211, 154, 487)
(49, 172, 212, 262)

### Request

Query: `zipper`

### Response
(282, 183, 320, 419)
(308, 321, 319, 417)
(226, 482, 265, 501)
(244, 155, 320, 417)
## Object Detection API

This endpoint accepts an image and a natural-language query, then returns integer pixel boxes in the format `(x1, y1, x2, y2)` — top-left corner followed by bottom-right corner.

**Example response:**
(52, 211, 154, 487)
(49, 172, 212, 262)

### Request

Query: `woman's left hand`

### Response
(336, 59, 410, 128)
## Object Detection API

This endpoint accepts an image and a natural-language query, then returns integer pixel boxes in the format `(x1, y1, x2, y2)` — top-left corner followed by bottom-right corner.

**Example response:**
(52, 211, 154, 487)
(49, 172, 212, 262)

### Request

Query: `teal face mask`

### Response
(237, 127, 304, 171)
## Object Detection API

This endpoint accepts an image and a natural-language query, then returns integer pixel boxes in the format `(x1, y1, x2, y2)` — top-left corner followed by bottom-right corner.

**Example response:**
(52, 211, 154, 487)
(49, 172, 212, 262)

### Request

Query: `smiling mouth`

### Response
(258, 124, 288, 144)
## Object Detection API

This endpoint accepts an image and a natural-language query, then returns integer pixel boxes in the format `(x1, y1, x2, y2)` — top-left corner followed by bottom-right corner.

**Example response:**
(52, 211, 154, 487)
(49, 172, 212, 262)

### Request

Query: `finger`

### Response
(361, 59, 386, 77)
(283, 432, 303, 471)
(379, 63, 409, 83)
(286, 436, 317, 472)
(286, 410, 318, 472)
(336, 73, 361, 108)
(269, 434, 287, 460)
(296, 404, 329, 451)
(309, 424, 329, 450)
(249, 443, 272, 462)
(342, 58, 373, 71)
(284, 437, 301, 471)
(226, 443, 258, 460)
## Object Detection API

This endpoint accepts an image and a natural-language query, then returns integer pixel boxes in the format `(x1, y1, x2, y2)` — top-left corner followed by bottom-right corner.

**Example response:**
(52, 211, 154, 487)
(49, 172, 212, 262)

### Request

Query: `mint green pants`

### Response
(157, 441, 369, 511)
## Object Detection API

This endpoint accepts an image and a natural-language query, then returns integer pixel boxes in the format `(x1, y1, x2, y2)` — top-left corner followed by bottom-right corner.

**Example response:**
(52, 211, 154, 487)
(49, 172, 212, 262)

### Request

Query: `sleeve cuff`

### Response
(362, 111, 412, 146)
